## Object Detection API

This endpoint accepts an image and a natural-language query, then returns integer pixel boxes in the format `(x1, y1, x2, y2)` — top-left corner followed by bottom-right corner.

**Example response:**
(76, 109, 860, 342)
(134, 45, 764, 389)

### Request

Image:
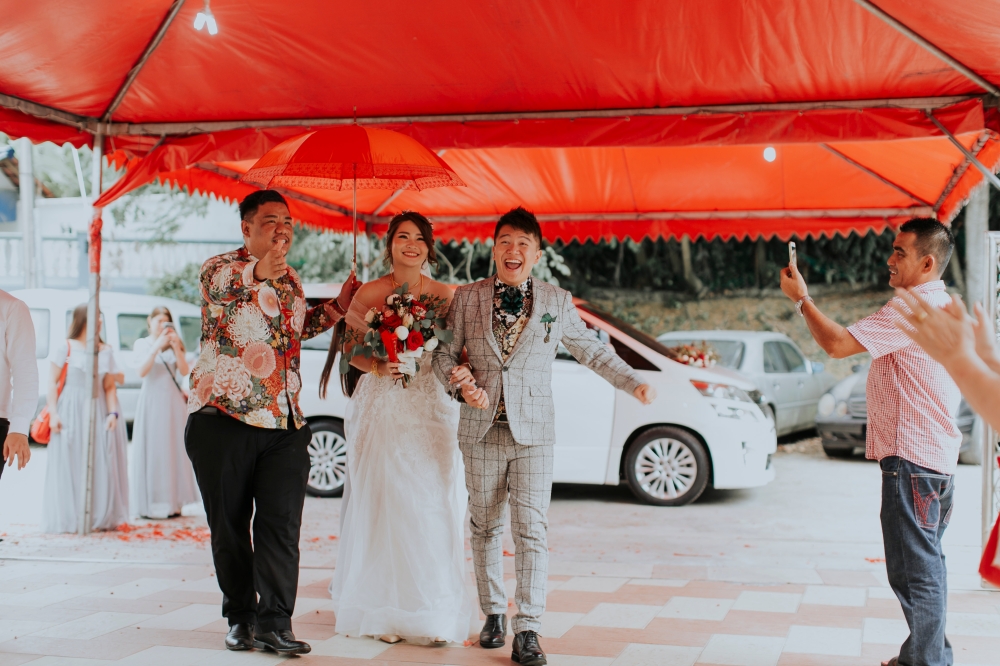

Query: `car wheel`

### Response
(821, 443, 853, 458)
(624, 427, 710, 506)
(306, 418, 348, 497)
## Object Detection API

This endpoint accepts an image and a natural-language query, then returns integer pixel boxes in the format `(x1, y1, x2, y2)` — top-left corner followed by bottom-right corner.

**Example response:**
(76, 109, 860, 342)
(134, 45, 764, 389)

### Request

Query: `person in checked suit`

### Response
(433, 207, 656, 666)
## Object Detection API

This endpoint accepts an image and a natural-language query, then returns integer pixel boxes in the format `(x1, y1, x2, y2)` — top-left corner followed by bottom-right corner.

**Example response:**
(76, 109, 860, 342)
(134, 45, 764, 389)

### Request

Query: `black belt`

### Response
(197, 406, 220, 415)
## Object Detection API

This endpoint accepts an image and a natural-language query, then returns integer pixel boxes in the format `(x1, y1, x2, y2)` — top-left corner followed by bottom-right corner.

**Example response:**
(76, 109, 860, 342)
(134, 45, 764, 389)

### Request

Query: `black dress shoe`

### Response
(225, 623, 254, 651)
(480, 613, 507, 648)
(511, 630, 547, 666)
(253, 629, 312, 655)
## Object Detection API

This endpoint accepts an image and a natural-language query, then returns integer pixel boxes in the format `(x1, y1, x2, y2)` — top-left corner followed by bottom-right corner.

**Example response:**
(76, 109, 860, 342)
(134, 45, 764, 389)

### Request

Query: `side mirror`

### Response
(811, 361, 824, 374)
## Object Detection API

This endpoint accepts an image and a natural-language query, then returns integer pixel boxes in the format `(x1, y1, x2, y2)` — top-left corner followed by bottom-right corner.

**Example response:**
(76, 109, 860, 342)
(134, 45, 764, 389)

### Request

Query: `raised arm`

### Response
(780, 263, 865, 358)
(560, 293, 647, 399)
(301, 271, 361, 341)
(200, 254, 261, 307)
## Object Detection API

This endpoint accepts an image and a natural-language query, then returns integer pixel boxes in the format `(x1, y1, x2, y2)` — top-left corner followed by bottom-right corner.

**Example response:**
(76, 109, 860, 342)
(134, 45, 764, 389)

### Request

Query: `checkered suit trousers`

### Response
(461, 423, 553, 633)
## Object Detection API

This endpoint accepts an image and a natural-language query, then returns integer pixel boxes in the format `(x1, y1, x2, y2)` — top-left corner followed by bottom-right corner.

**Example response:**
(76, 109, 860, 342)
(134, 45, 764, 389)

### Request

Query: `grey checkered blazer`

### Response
(433, 277, 643, 446)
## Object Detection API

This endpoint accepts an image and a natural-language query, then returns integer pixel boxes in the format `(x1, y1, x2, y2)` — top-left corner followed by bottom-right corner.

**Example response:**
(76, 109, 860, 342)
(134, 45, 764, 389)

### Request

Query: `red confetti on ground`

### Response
(503, 550, 515, 557)
(111, 522, 210, 543)
(328, 535, 337, 540)
(463, 640, 474, 647)
(309, 537, 320, 542)
(865, 557, 886, 563)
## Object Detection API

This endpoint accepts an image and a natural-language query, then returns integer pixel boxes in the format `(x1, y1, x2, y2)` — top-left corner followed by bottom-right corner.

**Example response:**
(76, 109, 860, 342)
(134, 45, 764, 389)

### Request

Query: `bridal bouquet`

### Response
(340, 284, 453, 387)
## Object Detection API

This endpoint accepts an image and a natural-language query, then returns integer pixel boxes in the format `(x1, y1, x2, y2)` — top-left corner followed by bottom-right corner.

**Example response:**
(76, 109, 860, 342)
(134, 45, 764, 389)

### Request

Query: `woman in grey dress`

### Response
(130, 306, 198, 519)
(42, 304, 129, 533)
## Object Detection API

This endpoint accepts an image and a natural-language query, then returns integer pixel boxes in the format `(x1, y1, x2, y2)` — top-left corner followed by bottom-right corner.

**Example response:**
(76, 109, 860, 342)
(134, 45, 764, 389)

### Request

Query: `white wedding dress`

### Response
(329, 361, 475, 644)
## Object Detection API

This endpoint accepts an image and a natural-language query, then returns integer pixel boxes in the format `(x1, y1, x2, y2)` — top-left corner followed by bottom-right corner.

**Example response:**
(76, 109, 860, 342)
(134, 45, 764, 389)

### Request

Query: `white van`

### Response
(12, 289, 201, 430)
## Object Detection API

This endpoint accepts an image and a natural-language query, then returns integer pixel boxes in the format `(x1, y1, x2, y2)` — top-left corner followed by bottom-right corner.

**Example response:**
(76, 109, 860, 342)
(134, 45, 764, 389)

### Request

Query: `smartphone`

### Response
(788, 241, 797, 268)
(162, 322, 175, 331)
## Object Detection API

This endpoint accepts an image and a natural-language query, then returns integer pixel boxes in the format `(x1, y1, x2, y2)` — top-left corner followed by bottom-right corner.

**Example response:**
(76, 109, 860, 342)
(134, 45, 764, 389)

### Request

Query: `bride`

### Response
(322, 212, 477, 646)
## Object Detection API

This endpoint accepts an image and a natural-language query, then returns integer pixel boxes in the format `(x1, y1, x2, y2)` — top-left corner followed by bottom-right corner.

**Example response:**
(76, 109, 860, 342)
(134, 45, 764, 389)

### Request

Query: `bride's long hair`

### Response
(319, 211, 438, 398)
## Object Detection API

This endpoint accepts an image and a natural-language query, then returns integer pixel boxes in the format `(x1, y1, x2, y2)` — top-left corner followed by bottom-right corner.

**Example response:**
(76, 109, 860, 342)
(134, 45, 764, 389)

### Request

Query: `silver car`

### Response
(657, 330, 837, 436)
(816, 365, 978, 463)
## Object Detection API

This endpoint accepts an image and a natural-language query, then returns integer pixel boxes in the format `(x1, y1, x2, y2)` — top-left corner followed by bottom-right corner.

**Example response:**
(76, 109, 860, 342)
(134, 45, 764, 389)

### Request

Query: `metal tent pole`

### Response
(17, 138, 37, 289)
(927, 113, 1000, 192)
(79, 133, 104, 536)
(984, 232, 1000, 583)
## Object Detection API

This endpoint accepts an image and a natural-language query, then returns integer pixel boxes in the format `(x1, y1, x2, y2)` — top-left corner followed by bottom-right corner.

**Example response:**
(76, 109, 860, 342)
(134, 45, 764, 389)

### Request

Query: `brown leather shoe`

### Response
(479, 614, 507, 648)
(511, 630, 547, 665)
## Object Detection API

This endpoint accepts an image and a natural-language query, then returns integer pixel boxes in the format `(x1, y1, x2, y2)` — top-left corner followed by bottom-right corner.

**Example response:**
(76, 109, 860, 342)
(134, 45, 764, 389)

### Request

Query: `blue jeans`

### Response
(880, 456, 954, 666)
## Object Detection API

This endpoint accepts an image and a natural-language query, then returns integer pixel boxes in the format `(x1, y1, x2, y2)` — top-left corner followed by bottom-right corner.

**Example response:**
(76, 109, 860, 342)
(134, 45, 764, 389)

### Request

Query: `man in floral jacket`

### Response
(185, 190, 359, 655)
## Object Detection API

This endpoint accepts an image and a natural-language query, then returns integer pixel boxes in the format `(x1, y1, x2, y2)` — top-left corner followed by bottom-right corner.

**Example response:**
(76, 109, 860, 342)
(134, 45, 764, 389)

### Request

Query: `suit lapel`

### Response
(508, 279, 544, 360)
(478, 278, 504, 361)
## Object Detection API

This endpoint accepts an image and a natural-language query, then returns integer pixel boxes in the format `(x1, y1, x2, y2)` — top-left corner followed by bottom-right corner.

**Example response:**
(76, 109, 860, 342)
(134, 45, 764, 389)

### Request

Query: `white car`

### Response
(12, 289, 202, 430)
(657, 330, 837, 437)
(299, 287, 776, 506)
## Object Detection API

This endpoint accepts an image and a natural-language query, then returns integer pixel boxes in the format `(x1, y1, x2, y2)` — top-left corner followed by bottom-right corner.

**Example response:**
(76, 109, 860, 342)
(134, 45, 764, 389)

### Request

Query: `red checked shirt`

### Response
(846, 280, 962, 474)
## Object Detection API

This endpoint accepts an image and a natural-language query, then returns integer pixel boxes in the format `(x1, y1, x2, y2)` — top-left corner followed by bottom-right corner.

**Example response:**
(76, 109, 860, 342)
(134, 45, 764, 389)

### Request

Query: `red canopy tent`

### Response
(3, 0, 1000, 533)
(1, 0, 998, 242)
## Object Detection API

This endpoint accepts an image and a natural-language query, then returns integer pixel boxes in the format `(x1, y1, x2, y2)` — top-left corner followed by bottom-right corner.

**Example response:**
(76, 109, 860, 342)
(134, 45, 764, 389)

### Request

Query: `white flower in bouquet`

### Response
(402, 313, 414, 327)
(395, 325, 409, 340)
(423, 337, 439, 351)
(364, 308, 376, 324)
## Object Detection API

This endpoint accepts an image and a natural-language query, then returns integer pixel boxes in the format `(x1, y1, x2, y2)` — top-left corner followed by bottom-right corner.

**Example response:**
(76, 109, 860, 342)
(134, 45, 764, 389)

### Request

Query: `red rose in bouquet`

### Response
(406, 330, 425, 351)
(383, 311, 402, 329)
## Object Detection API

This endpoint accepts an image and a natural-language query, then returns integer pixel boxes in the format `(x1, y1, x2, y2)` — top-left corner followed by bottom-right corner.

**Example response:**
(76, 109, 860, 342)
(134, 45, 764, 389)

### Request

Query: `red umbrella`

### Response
(242, 125, 465, 270)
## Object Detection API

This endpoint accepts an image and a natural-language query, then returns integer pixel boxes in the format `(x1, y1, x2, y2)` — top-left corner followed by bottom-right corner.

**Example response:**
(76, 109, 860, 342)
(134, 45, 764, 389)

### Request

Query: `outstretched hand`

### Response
(779, 263, 808, 302)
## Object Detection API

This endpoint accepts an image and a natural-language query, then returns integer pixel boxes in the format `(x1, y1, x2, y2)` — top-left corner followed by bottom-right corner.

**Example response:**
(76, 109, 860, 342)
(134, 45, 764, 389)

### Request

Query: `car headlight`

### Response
(818, 393, 835, 416)
(835, 400, 849, 416)
(690, 380, 753, 403)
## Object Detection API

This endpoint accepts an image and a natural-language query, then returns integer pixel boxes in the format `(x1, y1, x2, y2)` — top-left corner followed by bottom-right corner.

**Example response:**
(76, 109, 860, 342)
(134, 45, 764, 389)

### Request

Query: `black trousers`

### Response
(185, 411, 311, 632)
(0, 418, 8, 481)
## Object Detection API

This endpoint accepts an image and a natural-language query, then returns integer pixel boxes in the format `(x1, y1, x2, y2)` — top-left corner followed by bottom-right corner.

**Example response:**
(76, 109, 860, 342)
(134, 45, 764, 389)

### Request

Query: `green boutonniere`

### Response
(540, 313, 556, 343)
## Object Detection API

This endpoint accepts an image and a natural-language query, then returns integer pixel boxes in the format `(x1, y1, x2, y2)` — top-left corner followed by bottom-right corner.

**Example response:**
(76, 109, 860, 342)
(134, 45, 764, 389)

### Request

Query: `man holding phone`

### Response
(780, 220, 961, 666)
(185, 190, 361, 655)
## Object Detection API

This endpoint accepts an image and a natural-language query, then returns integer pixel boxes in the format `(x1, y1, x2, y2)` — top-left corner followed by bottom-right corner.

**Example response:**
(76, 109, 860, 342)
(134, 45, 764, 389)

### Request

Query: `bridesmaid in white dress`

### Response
(324, 212, 475, 646)
(130, 306, 199, 519)
(42, 304, 129, 533)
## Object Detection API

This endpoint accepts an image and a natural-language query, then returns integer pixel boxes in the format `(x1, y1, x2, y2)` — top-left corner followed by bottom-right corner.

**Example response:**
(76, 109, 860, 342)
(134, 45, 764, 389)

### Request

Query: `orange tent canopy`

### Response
(1, 0, 998, 240)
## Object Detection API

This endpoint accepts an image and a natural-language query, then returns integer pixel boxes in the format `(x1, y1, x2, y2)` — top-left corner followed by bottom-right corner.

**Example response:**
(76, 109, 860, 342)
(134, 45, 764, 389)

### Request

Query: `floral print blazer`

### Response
(188, 246, 342, 429)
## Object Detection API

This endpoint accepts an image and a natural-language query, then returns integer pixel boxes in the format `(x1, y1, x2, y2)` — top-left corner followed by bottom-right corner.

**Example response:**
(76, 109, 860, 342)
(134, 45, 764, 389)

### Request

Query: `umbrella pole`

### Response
(352, 168, 357, 274)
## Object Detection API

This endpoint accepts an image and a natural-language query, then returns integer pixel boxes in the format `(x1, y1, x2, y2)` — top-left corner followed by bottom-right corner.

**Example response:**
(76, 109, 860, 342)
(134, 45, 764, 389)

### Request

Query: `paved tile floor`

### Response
(0, 441, 998, 665)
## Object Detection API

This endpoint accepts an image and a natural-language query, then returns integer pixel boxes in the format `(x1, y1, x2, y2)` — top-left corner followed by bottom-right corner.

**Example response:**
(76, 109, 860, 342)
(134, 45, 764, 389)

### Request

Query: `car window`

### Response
(778, 341, 807, 373)
(118, 314, 148, 351)
(302, 327, 334, 351)
(610, 336, 659, 371)
(179, 316, 201, 352)
(763, 341, 789, 373)
(29, 308, 50, 358)
(663, 339, 745, 369)
(555, 321, 608, 364)
(555, 343, 578, 362)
